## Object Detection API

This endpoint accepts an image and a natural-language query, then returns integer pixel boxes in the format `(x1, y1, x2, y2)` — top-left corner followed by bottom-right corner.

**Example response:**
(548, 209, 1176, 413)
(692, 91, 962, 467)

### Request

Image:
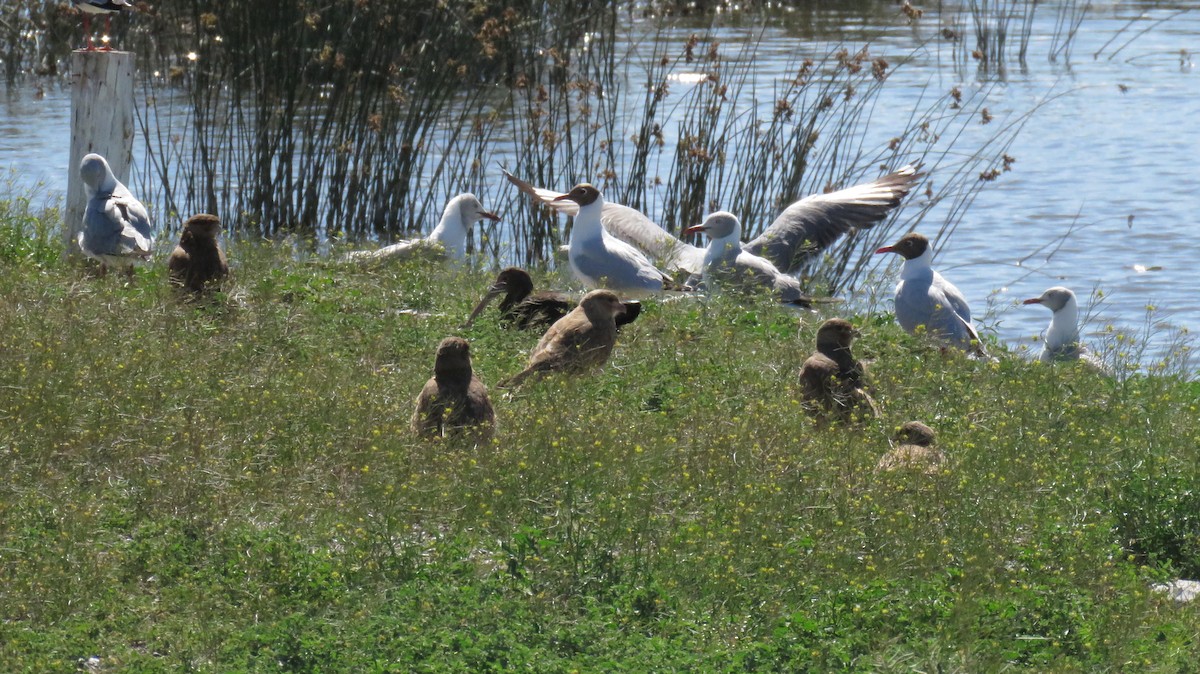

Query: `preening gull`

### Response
(78, 152, 154, 277)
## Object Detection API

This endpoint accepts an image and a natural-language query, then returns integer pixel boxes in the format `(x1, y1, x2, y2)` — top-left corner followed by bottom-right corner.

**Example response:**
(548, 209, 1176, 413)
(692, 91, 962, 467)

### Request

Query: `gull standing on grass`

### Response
(684, 211, 823, 308)
(344, 194, 500, 264)
(78, 153, 154, 278)
(503, 164, 922, 277)
(1022, 286, 1106, 370)
(875, 232, 986, 356)
(556, 184, 674, 297)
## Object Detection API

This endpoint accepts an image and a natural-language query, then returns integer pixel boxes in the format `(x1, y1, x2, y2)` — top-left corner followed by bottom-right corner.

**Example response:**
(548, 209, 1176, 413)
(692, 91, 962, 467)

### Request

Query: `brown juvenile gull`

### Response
(798, 318, 879, 421)
(499, 289, 638, 387)
(463, 267, 642, 331)
(875, 421, 946, 475)
(411, 337, 496, 440)
(167, 213, 229, 294)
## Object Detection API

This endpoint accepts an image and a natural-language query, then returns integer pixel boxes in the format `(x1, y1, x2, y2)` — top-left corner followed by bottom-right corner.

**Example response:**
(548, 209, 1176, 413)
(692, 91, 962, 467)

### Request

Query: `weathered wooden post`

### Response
(64, 49, 135, 256)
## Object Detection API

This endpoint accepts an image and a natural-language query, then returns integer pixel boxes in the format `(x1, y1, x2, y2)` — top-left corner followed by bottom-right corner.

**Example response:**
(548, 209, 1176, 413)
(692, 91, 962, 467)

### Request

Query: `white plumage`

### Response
(557, 184, 671, 297)
(685, 211, 814, 306)
(876, 232, 985, 354)
(344, 193, 499, 264)
(77, 153, 154, 275)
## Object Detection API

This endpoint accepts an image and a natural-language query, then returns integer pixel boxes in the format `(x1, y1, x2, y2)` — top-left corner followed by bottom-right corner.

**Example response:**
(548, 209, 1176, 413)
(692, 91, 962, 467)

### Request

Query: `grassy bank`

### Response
(1, 210, 1199, 671)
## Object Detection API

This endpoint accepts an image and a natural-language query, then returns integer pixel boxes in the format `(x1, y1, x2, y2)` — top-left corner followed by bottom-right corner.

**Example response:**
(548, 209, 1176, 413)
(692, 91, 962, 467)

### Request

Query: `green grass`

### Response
(1, 208, 1199, 671)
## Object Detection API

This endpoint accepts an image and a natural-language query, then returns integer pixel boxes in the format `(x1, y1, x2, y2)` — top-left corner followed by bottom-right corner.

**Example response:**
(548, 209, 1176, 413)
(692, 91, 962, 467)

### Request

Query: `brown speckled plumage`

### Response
(167, 214, 229, 294)
(875, 421, 946, 475)
(500, 289, 638, 387)
(798, 318, 879, 421)
(411, 337, 496, 440)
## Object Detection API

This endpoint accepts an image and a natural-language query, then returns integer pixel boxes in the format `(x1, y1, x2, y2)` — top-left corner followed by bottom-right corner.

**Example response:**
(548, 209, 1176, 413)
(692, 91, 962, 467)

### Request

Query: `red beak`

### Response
(481, 210, 501, 222)
(874, 245, 896, 255)
(1022, 298, 1043, 305)
(684, 224, 707, 235)
(551, 193, 572, 203)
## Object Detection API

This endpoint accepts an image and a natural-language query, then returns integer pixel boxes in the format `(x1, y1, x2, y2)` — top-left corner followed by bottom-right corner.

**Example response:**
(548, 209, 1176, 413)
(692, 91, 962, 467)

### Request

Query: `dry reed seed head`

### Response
(684, 33, 698, 62)
(900, 1, 923, 21)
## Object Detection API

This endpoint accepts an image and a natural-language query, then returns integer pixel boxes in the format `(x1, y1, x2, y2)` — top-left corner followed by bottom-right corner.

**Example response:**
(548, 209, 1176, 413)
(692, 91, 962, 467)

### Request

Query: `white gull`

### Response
(875, 231, 986, 355)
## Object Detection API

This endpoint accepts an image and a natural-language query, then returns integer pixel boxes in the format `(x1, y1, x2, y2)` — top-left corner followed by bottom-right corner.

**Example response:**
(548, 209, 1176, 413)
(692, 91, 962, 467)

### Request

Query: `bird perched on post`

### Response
(167, 214, 230, 295)
(343, 193, 499, 264)
(875, 232, 986, 356)
(77, 152, 153, 278)
(875, 421, 946, 475)
(411, 337, 496, 441)
(74, 0, 132, 52)
(798, 318, 879, 421)
(500, 289, 639, 387)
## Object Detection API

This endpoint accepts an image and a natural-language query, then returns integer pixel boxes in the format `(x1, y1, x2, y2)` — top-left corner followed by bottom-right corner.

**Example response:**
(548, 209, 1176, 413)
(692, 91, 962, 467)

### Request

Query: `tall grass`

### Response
(1, 228, 1198, 670)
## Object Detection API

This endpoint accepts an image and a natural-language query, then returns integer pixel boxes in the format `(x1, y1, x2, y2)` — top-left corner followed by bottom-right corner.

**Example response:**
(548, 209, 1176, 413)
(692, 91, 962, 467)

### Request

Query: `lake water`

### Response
(1, 1, 1197, 367)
